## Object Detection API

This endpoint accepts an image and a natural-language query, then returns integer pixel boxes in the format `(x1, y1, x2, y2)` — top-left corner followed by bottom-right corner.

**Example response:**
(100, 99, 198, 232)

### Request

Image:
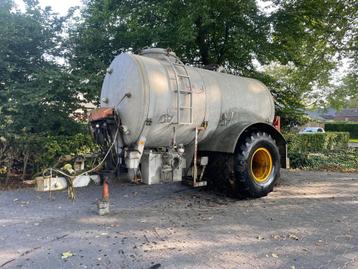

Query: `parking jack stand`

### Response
(97, 178, 110, 215)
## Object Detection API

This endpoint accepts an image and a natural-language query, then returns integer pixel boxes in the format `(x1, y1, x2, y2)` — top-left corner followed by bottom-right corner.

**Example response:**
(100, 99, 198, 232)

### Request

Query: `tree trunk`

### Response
(22, 150, 30, 180)
(195, 16, 210, 65)
(5, 159, 13, 186)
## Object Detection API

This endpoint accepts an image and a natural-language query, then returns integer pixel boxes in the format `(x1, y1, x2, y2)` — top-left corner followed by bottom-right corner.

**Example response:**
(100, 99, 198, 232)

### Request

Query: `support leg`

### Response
(97, 178, 110, 215)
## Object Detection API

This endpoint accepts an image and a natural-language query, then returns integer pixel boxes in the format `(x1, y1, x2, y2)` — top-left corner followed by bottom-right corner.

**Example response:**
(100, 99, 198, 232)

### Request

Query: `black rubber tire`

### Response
(234, 132, 280, 198)
(204, 152, 236, 196)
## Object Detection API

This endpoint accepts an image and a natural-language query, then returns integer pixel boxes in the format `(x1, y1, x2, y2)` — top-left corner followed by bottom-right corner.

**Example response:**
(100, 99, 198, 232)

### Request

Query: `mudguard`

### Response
(199, 122, 289, 168)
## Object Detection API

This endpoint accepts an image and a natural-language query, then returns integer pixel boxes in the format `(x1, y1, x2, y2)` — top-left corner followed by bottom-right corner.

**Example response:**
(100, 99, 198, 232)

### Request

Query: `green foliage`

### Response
(287, 152, 313, 169)
(270, 0, 357, 108)
(285, 131, 356, 172)
(0, 127, 97, 175)
(289, 149, 358, 172)
(0, 1, 81, 136)
(0, 1, 96, 179)
(36, 132, 98, 169)
(262, 64, 310, 127)
(285, 132, 358, 172)
(285, 132, 350, 153)
(325, 122, 358, 139)
(328, 74, 358, 109)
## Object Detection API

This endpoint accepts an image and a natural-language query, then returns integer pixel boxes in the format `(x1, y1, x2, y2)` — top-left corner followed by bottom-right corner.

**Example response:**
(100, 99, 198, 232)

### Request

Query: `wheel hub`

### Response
(251, 147, 273, 183)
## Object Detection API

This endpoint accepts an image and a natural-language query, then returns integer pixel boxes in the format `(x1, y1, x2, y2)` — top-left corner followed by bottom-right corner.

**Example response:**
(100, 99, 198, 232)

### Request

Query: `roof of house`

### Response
(306, 108, 358, 121)
(335, 109, 358, 117)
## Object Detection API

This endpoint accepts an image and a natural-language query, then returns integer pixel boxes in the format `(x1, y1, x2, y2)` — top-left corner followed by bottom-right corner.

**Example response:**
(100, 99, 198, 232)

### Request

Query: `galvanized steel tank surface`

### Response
(100, 48, 275, 148)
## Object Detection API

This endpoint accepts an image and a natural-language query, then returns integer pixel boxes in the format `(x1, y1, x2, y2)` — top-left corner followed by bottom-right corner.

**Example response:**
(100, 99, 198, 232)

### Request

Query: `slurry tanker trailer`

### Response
(89, 48, 288, 211)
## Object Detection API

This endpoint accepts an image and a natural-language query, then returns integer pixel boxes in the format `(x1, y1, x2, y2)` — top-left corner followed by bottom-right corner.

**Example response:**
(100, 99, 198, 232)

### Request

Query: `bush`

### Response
(36, 133, 98, 169)
(325, 122, 358, 139)
(0, 131, 98, 180)
(285, 132, 350, 153)
(287, 152, 314, 168)
(285, 131, 357, 172)
(289, 149, 358, 172)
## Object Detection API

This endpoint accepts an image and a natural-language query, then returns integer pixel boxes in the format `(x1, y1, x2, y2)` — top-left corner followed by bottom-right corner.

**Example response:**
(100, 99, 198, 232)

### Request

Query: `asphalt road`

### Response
(0, 170, 357, 269)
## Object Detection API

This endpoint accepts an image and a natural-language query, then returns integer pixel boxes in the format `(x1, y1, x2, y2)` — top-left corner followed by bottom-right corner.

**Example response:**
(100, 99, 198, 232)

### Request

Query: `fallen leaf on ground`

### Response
(272, 234, 283, 240)
(149, 263, 161, 269)
(288, 233, 299, 240)
(61, 251, 74, 259)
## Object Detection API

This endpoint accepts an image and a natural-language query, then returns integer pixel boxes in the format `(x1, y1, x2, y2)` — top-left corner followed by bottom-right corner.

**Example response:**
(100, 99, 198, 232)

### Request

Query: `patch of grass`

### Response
(349, 139, 358, 143)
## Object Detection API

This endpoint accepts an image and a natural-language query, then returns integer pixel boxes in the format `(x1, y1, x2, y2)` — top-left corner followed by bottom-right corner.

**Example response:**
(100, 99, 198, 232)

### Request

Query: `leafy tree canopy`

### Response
(0, 0, 90, 175)
(0, 0, 81, 136)
(328, 73, 358, 110)
(269, 0, 357, 110)
(67, 0, 272, 103)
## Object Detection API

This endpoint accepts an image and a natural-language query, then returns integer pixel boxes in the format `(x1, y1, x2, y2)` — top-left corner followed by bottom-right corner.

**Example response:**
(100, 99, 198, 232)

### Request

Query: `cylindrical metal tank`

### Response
(100, 48, 275, 148)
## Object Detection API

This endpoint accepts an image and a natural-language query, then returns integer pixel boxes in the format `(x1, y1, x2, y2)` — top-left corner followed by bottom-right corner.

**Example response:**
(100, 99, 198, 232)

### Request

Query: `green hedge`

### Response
(0, 132, 98, 178)
(285, 132, 350, 153)
(325, 122, 358, 139)
(284, 132, 356, 171)
(289, 149, 358, 171)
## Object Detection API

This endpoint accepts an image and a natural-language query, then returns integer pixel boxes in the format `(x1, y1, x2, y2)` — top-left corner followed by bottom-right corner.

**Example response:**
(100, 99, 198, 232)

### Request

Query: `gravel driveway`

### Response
(0, 170, 357, 269)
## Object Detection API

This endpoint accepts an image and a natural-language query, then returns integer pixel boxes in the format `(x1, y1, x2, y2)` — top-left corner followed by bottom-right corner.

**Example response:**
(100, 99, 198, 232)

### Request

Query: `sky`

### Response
(15, 0, 84, 15)
(15, 0, 275, 16)
(38, 0, 83, 15)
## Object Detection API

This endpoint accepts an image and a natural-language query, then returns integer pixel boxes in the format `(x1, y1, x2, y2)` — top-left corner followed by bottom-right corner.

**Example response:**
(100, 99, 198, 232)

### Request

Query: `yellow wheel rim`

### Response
(251, 147, 273, 183)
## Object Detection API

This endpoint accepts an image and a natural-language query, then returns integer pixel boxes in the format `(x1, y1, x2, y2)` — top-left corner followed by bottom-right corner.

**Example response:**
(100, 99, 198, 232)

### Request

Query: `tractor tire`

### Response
(234, 132, 280, 198)
(204, 152, 236, 196)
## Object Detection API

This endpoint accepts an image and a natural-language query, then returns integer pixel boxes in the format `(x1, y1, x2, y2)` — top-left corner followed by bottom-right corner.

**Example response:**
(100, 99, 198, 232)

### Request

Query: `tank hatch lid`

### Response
(138, 48, 177, 59)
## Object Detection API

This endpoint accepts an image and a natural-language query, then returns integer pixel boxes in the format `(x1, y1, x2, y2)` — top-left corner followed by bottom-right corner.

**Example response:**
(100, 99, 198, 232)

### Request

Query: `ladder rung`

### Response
(174, 90, 192, 94)
(166, 57, 193, 125)
(177, 74, 190, 78)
